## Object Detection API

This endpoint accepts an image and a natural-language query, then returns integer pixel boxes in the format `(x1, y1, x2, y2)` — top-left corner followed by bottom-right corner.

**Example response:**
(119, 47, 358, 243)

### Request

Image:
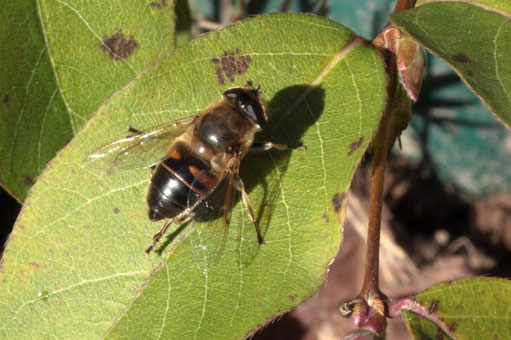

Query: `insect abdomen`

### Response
(147, 142, 219, 222)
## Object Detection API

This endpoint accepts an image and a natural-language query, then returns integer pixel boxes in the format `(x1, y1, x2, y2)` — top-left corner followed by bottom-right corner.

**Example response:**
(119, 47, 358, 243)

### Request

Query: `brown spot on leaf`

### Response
(113, 208, 120, 214)
(348, 137, 364, 155)
(100, 30, 139, 61)
(288, 294, 297, 302)
(211, 48, 251, 85)
(467, 70, 473, 76)
(3, 94, 9, 104)
(332, 192, 346, 214)
(70, 169, 76, 174)
(150, 0, 167, 9)
(321, 212, 330, 223)
(23, 175, 34, 186)
(29, 262, 40, 270)
(436, 326, 444, 340)
(452, 53, 471, 64)
(428, 300, 440, 314)
(449, 322, 457, 332)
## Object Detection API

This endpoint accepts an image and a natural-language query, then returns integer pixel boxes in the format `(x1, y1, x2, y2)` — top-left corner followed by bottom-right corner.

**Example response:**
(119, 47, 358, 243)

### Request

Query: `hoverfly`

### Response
(89, 85, 299, 262)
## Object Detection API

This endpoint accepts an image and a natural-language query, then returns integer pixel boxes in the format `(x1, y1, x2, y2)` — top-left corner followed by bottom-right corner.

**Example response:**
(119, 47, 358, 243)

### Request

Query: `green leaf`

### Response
(0, 13, 387, 339)
(0, 0, 176, 201)
(402, 277, 511, 339)
(390, 1, 511, 127)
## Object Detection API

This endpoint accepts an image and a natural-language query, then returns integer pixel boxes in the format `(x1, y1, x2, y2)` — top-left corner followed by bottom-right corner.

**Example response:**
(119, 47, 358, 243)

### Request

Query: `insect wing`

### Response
(189, 167, 238, 272)
(87, 116, 196, 170)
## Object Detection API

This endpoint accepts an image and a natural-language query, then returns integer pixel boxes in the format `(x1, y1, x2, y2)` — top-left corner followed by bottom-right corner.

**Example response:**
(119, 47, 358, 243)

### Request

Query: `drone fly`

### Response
(89, 85, 298, 261)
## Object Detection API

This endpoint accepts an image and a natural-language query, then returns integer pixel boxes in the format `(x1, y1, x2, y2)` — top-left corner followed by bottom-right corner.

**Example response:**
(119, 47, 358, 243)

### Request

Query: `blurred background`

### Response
(2, 1, 510, 338)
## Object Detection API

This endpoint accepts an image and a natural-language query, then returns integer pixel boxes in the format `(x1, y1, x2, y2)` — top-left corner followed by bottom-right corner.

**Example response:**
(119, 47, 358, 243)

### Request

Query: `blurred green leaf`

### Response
(403, 277, 511, 339)
(390, 1, 511, 127)
(0, 0, 176, 201)
(0, 14, 387, 339)
(175, 0, 193, 47)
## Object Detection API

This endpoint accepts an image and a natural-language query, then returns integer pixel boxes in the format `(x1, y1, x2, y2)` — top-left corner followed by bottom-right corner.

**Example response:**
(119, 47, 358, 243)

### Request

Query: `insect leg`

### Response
(251, 142, 306, 152)
(145, 215, 193, 254)
(235, 176, 264, 246)
(145, 220, 173, 254)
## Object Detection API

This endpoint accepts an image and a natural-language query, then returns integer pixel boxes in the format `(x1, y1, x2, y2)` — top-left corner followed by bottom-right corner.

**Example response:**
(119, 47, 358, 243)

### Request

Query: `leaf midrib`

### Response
(417, 0, 511, 18)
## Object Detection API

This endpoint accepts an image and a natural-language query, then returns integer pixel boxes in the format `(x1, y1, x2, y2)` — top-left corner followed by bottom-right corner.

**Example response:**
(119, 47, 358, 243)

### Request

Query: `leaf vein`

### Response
(493, 21, 511, 105)
(156, 261, 171, 339)
(2, 271, 146, 332)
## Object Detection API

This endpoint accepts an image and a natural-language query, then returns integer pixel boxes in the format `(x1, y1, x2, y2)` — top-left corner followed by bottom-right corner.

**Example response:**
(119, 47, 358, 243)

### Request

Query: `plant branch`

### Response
(352, 0, 415, 313)
(356, 52, 396, 306)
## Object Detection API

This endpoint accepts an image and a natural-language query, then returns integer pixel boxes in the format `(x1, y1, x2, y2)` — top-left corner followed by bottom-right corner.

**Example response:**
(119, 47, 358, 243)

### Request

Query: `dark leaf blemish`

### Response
(332, 192, 346, 214)
(23, 175, 34, 186)
(452, 53, 471, 64)
(3, 94, 9, 104)
(211, 48, 251, 85)
(288, 294, 296, 302)
(348, 137, 364, 155)
(435, 326, 444, 340)
(428, 300, 440, 314)
(448, 322, 457, 332)
(321, 212, 330, 223)
(29, 262, 40, 269)
(150, 0, 167, 9)
(100, 30, 139, 61)
(467, 70, 473, 76)
(113, 208, 120, 214)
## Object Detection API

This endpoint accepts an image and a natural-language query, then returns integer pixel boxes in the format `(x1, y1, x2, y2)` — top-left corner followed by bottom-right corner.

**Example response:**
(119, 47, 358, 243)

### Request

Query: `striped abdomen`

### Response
(147, 142, 219, 222)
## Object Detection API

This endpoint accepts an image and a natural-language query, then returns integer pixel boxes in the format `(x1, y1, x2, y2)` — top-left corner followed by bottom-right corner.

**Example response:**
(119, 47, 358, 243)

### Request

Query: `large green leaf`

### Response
(0, 0, 176, 201)
(390, 0, 511, 127)
(0, 14, 387, 338)
(403, 277, 511, 339)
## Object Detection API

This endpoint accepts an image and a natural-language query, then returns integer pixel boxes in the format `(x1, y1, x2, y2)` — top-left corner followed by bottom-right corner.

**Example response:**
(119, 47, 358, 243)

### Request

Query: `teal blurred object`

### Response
(195, 0, 511, 198)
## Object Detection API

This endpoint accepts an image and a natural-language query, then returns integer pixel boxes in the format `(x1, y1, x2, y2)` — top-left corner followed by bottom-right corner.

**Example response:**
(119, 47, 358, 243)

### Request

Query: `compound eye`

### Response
(242, 102, 265, 127)
(222, 88, 266, 126)
(223, 88, 242, 103)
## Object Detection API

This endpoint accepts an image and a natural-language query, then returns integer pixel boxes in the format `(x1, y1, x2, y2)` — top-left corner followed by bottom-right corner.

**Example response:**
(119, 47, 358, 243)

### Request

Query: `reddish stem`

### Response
(354, 0, 416, 312)
(394, 0, 416, 12)
(356, 67, 394, 305)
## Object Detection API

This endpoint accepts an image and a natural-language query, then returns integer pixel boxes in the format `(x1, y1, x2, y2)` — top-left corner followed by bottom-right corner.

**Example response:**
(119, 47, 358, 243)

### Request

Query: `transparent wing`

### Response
(86, 116, 197, 170)
(189, 159, 240, 273)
